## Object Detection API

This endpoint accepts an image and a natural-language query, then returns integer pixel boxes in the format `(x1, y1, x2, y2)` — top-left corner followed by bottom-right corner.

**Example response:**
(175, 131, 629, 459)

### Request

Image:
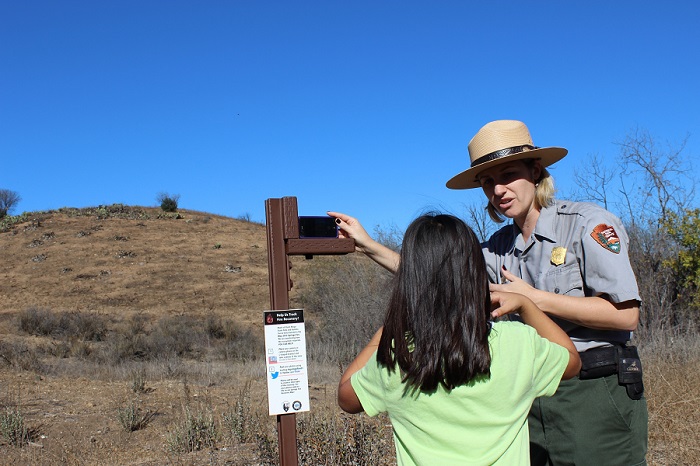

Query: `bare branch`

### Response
(462, 202, 496, 242)
(572, 152, 614, 210)
(615, 128, 695, 221)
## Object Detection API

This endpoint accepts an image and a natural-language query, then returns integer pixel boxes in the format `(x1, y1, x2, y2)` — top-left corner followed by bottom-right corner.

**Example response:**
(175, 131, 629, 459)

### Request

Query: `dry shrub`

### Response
(130, 368, 148, 393)
(301, 255, 391, 364)
(0, 340, 43, 373)
(149, 315, 205, 358)
(43, 338, 92, 359)
(166, 384, 217, 453)
(96, 332, 149, 365)
(217, 381, 395, 465)
(297, 411, 395, 465)
(116, 400, 155, 432)
(221, 381, 259, 444)
(16, 307, 55, 336)
(82, 313, 262, 366)
(206, 314, 264, 361)
(126, 312, 149, 335)
(17, 307, 107, 341)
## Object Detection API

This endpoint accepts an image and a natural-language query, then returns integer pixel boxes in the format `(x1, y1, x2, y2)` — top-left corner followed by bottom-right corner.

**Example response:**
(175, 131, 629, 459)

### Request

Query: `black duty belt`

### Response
(578, 345, 644, 400)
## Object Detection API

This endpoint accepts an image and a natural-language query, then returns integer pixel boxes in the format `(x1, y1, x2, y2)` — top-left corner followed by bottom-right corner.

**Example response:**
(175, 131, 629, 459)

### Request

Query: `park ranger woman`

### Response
(329, 119, 648, 465)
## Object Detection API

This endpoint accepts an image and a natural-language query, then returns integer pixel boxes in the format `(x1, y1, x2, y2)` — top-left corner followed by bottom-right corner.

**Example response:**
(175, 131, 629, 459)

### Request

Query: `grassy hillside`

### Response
(0, 205, 270, 323)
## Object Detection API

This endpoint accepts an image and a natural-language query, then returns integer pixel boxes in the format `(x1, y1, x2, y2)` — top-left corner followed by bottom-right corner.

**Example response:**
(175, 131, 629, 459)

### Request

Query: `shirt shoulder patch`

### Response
(590, 224, 621, 253)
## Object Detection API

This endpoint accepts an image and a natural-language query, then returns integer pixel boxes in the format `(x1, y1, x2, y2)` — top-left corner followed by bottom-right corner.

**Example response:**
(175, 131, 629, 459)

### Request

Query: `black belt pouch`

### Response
(617, 345, 644, 400)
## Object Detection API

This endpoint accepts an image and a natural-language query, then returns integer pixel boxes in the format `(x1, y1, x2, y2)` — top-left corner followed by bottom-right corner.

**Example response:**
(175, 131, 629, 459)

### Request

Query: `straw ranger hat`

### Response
(446, 120, 568, 189)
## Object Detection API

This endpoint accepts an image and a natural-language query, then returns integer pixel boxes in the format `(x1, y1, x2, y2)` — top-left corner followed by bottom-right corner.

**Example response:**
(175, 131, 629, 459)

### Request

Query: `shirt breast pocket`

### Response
(541, 262, 584, 297)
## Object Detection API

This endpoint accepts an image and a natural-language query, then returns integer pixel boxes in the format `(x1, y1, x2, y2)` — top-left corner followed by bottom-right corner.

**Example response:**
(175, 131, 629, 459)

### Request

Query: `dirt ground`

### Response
(0, 364, 343, 465)
(0, 206, 323, 464)
(1, 367, 257, 464)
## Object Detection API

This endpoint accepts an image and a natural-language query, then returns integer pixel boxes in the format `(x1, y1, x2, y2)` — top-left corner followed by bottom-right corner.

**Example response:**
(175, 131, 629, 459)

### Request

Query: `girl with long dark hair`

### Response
(338, 213, 580, 465)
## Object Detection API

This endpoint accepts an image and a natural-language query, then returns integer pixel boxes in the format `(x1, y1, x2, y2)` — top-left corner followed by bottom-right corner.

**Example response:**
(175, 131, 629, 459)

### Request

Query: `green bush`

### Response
(0, 212, 32, 232)
(300, 255, 391, 364)
(0, 406, 30, 447)
(664, 208, 700, 314)
(116, 400, 155, 432)
(157, 192, 180, 212)
(166, 405, 217, 452)
(161, 198, 177, 212)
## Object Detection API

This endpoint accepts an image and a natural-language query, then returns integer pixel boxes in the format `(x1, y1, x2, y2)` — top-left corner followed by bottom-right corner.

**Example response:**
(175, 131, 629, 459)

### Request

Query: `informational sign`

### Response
(263, 309, 310, 416)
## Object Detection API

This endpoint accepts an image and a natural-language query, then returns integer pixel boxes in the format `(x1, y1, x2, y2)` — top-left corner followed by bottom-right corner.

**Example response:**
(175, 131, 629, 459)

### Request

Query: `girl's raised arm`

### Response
(338, 328, 383, 413)
(327, 211, 400, 273)
(491, 292, 581, 379)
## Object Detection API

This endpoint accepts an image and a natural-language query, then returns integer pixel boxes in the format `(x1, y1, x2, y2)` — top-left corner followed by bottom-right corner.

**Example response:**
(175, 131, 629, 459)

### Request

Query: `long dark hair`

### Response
(377, 213, 492, 392)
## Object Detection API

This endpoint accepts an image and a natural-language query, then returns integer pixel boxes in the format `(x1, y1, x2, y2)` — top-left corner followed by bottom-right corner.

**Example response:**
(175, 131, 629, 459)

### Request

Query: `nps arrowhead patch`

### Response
(590, 224, 621, 253)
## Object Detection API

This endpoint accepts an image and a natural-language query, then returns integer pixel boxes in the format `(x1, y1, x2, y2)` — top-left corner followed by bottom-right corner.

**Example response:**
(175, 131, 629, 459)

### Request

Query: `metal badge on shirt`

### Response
(550, 246, 567, 266)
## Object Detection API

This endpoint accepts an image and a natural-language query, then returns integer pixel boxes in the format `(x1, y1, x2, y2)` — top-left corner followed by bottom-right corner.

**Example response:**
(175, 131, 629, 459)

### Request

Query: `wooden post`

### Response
(264, 196, 354, 466)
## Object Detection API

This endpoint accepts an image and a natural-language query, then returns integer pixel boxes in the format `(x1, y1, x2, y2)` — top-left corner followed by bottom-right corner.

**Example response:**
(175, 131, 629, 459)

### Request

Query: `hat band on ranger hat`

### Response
(470, 144, 537, 168)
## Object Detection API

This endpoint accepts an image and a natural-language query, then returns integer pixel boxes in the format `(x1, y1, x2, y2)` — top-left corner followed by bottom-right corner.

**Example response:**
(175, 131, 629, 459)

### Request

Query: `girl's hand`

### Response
(490, 290, 535, 319)
(327, 211, 374, 253)
(327, 211, 400, 273)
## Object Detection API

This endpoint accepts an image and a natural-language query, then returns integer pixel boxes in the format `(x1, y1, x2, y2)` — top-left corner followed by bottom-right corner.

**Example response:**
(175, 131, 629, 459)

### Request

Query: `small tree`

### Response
(156, 192, 180, 213)
(0, 189, 21, 218)
(663, 208, 700, 316)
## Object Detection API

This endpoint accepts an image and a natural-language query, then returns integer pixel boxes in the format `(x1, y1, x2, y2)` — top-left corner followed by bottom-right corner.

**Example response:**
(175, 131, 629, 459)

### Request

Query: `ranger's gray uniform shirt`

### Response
(482, 200, 641, 351)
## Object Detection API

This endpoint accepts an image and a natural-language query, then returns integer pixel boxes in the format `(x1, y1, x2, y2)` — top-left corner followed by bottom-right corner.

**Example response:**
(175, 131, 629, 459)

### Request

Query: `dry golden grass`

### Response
(643, 337, 700, 465)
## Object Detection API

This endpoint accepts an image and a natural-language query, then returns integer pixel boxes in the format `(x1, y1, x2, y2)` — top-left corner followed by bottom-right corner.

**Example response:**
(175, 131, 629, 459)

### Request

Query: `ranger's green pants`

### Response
(529, 373, 648, 466)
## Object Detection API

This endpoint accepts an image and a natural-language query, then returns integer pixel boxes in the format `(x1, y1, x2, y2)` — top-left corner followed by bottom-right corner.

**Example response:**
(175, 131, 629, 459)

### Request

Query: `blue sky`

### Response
(2, 1, 698, 232)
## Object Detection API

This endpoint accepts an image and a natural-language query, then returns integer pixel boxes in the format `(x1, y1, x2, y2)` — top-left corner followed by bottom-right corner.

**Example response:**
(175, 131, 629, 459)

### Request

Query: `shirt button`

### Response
(554, 287, 560, 294)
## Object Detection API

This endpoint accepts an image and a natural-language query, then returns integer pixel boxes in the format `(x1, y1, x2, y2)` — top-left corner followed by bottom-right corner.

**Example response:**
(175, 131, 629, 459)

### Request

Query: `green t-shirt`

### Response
(351, 321, 569, 465)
